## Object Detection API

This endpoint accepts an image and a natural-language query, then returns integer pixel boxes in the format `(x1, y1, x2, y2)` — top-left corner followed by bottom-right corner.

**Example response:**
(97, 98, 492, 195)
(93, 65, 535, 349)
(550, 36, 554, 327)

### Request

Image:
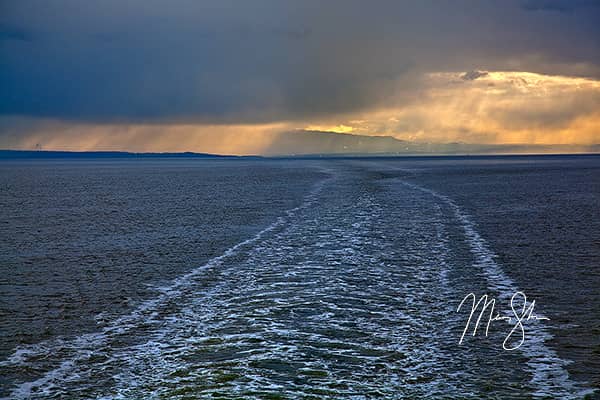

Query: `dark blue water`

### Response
(0, 156, 598, 399)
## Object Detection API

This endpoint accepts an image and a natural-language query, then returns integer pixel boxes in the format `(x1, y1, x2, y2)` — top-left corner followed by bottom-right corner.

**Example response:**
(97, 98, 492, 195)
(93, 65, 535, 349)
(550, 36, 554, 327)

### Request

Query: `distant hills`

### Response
(262, 130, 600, 156)
(0, 150, 248, 159)
(1, 130, 598, 158)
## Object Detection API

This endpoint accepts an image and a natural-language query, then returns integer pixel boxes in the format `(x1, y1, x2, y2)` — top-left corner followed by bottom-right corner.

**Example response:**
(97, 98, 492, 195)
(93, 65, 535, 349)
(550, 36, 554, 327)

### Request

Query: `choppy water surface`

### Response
(1, 156, 599, 399)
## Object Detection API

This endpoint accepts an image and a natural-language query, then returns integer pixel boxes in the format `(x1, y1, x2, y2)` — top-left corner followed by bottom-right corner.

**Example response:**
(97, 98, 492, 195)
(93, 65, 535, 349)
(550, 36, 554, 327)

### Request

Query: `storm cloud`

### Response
(1, 0, 600, 125)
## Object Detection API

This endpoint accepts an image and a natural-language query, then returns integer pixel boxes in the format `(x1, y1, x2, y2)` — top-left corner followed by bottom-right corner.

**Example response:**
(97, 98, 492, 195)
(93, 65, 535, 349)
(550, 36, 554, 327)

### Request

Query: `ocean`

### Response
(1, 155, 599, 399)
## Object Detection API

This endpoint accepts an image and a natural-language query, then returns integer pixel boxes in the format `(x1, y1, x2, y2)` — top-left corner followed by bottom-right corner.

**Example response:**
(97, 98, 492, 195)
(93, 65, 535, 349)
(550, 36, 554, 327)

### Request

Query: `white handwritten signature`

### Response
(457, 291, 549, 350)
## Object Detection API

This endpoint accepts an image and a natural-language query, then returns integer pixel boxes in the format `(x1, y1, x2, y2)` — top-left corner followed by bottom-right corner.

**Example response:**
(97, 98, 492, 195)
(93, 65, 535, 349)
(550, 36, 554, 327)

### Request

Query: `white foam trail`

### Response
(399, 180, 592, 399)
(1, 168, 336, 400)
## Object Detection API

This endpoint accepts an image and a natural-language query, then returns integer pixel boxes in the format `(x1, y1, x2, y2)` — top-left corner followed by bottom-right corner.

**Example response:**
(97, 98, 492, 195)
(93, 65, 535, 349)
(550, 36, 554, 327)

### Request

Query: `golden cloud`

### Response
(2, 71, 599, 154)
(322, 71, 600, 145)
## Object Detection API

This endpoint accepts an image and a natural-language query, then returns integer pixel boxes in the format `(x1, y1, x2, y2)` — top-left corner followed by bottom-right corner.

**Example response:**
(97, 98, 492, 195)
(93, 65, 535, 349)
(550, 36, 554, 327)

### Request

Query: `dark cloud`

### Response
(521, 0, 600, 13)
(0, 25, 33, 42)
(1, 0, 599, 124)
(461, 70, 489, 81)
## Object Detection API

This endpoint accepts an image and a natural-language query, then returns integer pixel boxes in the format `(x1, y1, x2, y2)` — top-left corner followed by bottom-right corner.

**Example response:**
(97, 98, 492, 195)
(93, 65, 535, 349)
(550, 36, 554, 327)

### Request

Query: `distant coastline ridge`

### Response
(0, 150, 255, 159)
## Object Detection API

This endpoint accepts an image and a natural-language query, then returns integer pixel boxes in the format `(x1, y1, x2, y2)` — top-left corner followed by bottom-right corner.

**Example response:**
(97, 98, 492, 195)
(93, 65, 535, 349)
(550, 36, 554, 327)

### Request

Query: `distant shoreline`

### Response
(0, 150, 257, 159)
(1, 149, 599, 160)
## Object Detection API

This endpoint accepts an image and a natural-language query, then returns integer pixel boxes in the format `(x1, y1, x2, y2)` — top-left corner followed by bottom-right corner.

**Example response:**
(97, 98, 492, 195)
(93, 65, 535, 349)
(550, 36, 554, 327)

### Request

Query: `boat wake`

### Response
(0, 165, 592, 399)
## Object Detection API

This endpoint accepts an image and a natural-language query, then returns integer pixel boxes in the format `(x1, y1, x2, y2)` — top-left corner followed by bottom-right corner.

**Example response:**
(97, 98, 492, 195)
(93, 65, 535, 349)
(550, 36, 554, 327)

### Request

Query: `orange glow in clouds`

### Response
(313, 71, 600, 146)
(2, 71, 599, 154)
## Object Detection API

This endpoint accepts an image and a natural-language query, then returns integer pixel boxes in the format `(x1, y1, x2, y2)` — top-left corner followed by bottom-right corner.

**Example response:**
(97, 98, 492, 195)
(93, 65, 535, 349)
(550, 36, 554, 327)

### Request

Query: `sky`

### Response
(1, 0, 599, 154)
